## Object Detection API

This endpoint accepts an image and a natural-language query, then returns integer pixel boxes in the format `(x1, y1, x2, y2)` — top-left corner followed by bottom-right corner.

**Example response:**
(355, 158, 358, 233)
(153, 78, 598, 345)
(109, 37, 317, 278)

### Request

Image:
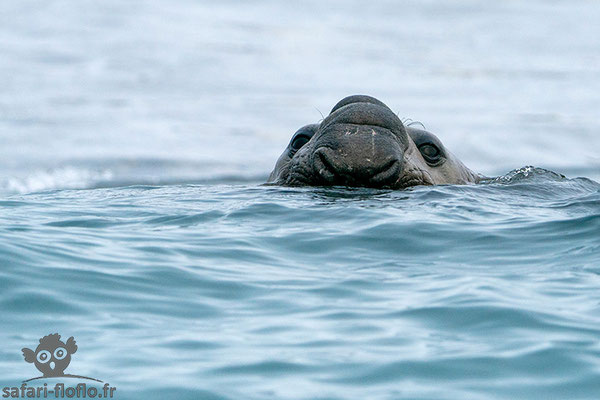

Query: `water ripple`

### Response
(0, 171, 599, 399)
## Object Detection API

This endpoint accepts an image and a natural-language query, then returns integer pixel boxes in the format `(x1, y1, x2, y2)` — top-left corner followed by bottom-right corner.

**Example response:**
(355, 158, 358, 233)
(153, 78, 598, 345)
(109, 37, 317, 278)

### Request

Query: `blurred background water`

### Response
(1, 1, 599, 399)
(1, 0, 599, 192)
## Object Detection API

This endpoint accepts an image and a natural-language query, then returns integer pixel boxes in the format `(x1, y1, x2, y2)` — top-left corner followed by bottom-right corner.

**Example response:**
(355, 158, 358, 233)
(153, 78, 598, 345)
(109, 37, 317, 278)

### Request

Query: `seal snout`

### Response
(308, 98, 408, 188)
(313, 146, 402, 187)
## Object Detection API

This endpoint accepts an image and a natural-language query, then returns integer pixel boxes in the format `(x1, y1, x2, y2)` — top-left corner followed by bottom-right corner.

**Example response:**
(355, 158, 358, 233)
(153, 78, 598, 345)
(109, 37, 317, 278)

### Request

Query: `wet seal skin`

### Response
(268, 95, 482, 189)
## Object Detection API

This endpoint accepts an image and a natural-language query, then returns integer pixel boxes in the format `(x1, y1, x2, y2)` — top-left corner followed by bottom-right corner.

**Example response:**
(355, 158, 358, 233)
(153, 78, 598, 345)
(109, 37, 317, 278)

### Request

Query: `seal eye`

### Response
(36, 350, 51, 364)
(418, 143, 442, 164)
(53, 347, 68, 360)
(290, 135, 310, 152)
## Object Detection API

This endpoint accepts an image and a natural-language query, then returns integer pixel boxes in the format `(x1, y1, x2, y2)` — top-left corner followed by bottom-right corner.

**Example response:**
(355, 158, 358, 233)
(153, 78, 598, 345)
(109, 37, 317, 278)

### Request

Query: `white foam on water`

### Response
(1, 167, 114, 194)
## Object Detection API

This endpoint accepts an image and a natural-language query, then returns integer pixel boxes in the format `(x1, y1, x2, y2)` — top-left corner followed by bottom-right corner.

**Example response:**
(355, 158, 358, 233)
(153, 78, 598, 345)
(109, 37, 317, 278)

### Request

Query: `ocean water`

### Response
(1, 0, 600, 399)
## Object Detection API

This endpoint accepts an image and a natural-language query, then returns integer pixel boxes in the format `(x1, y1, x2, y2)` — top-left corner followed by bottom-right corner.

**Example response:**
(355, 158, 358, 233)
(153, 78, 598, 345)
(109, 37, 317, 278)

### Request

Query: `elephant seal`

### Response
(268, 95, 481, 189)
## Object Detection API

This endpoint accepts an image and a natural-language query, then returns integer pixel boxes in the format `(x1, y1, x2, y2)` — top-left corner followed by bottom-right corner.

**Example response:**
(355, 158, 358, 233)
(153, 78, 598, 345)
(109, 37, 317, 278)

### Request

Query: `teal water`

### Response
(1, 168, 599, 399)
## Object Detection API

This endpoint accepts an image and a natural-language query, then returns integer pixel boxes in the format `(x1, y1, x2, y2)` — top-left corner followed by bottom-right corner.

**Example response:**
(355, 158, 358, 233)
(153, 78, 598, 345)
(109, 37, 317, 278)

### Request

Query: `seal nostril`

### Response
(370, 160, 401, 185)
(313, 148, 337, 183)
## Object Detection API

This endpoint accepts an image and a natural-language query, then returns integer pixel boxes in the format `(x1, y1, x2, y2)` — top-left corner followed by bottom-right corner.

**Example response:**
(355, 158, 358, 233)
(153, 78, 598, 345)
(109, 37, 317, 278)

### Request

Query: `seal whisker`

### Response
(406, 120, 427, 130)
(314, 107, 325, 122)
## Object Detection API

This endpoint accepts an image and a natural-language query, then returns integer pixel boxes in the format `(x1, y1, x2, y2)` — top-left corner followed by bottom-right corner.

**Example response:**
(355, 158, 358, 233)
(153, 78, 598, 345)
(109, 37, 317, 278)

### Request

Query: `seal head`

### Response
(268, 95, 480, 189)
